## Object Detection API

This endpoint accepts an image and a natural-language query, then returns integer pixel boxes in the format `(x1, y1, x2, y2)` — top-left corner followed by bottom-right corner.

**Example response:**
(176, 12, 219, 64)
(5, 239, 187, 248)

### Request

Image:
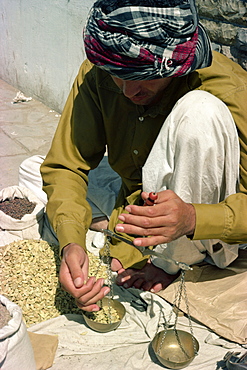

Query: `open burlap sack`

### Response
(158, 249, 247, 345)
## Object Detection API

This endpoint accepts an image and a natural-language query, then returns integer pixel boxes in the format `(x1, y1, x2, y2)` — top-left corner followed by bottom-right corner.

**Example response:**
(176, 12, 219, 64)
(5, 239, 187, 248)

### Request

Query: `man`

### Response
(40, 0, 247, 312)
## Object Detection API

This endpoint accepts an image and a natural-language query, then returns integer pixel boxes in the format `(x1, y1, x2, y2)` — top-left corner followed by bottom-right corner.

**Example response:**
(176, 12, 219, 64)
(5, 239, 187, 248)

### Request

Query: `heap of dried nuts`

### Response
(0, 239, 107, 327)
(84, 305, 120, 324)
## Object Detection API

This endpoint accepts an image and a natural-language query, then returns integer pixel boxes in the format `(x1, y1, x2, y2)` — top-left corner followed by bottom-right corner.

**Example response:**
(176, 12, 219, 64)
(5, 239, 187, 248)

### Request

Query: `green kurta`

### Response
(41, 51, 247, 269)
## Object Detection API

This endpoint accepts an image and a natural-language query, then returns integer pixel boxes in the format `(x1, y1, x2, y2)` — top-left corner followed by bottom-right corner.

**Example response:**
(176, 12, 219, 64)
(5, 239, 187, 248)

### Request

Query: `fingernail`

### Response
(125, 206, 131, 212)
(74, 277, 83, 288)
(116, 225, 124, 232)
(134, 239, 141, 246)
(118, 215, 125, 221)
(92, 307, 99, 312)
(104, 289, 110, 296)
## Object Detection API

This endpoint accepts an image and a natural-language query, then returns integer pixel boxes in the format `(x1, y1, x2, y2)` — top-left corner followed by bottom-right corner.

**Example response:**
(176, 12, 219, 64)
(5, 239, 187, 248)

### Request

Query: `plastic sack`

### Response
(0, 295, 36, 370)
(0, 186, 44, 247)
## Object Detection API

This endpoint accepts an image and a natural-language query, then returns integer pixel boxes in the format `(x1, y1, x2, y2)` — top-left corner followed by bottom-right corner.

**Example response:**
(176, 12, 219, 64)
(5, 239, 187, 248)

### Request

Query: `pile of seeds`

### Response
(0, 198, 35, 219)
(84, 304, 120, 324)
(0, 239, 107, 327)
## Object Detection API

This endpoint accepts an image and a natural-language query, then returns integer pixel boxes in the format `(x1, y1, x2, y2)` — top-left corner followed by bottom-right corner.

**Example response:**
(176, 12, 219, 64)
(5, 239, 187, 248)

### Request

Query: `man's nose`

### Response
(122, 80, 141, 98)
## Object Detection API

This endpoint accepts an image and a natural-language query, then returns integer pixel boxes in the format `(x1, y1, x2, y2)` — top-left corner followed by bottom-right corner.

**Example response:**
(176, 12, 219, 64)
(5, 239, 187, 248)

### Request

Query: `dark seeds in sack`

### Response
(0, 302, 11, 329)
(0, 198, 35, 219)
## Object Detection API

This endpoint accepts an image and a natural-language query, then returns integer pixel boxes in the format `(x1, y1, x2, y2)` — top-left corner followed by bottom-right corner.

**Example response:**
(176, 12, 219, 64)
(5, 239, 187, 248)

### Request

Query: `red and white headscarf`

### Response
(84, 0, 212, 80)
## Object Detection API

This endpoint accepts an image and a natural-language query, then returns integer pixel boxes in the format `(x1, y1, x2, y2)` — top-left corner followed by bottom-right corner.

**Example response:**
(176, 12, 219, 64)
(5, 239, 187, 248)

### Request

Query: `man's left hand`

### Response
(115, 190, 196, 247)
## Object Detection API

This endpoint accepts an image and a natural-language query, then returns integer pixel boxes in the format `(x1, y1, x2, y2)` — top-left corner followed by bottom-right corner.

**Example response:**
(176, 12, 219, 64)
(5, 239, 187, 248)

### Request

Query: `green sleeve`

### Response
(41, 60, 105, 254)
(193, 193, 247, 244)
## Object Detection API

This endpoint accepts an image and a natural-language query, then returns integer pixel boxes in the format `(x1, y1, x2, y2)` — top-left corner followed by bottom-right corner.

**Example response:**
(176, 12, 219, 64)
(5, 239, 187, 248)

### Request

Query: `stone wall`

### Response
(196, 0, 247, 70)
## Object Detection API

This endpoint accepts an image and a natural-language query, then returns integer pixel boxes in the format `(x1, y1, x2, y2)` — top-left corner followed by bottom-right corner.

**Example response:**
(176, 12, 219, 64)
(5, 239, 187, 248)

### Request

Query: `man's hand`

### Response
(59, 243, 110, 312)
(115, 190, 196, 247)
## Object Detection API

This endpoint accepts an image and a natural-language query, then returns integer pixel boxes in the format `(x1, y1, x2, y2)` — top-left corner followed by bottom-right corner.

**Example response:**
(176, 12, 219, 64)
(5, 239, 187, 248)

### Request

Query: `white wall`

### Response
(0, 0, 94, 112)
(1, 1, 245, 113)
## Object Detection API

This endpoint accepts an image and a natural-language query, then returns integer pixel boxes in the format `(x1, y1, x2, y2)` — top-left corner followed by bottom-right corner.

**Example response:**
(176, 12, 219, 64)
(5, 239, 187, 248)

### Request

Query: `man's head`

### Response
(84, 0, 212, 81)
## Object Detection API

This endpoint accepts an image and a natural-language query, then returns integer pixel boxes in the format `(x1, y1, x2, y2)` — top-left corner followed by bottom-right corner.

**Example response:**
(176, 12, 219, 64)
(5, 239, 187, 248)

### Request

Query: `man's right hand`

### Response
(59, 243, 110, 312)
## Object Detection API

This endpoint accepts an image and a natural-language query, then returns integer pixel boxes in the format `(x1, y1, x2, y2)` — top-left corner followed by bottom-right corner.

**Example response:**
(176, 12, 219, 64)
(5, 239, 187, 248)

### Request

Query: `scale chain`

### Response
(105, 236, 114, 323)
(181, 270, 198, 355)
(157, 270, 198, 357)
(93, 235, 114, 323)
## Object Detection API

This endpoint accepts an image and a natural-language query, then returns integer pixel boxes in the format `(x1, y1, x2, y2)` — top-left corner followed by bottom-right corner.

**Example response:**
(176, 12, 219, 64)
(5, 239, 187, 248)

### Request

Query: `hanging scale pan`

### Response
(152, 270, 199, 369)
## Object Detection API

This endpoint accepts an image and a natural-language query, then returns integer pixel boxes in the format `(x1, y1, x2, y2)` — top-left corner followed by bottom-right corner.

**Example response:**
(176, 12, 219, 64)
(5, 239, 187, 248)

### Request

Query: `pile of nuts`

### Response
(84, 304, 120, 324)
(0, 239, 107, 327)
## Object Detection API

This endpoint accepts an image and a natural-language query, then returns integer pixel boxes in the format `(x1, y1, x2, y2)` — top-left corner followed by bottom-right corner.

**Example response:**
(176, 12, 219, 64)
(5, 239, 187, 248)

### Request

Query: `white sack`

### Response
(0, 186, 44, 247)
(0, 295, 36, 370)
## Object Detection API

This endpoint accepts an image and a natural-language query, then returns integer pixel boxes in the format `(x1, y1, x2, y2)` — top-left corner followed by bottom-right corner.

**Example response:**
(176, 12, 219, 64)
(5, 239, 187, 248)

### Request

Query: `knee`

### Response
(172, 91, 235, 145)
(175, 90, 230, 119)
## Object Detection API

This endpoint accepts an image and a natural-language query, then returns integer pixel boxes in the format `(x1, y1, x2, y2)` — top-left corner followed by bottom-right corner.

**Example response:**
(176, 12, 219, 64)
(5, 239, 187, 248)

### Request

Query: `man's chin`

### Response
(130, 97, 153, 105)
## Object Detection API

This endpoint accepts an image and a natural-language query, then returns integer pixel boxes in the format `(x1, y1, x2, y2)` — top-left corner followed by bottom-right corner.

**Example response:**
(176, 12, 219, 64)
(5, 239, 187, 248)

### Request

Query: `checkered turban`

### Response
(84, 0, 212, 80)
